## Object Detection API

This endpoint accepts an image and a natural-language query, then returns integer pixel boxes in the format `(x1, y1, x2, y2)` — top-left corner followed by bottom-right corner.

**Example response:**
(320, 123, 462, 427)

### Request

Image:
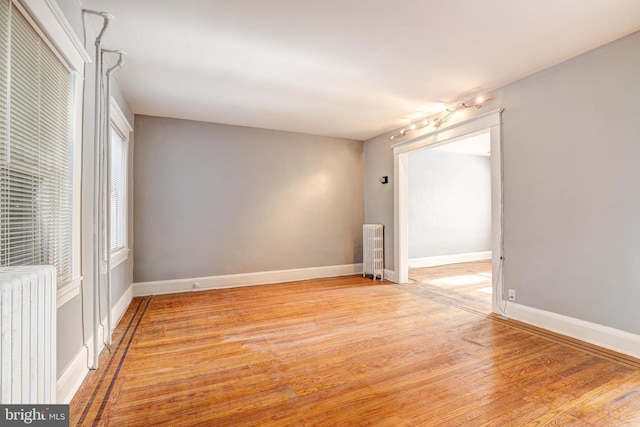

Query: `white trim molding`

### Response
(110, 248, 129, 269)
(134, 264, 364, 296)
(384, 269, 398, 283)
(110, 97, 133, 133)
(391, 109, 503, 155)
(505, 302, 640, 360)
(409, 251, 491, 269)
(56, 344, 89, 405)
(20, 0, 91, 71)
(112, 284, 134, 328)
(56, 276, 82, 308)
(392, 109, 505, 316)
(56, 284, 133, 403)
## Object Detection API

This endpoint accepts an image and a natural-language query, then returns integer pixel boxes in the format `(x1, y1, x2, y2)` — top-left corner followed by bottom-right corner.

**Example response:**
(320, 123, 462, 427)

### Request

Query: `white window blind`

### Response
(110, 128, 126, 253)
(0, 1, 73, 285)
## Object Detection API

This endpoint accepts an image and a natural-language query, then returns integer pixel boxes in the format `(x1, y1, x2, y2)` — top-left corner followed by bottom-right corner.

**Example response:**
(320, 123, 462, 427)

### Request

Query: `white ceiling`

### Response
(83, 0, 640, 141)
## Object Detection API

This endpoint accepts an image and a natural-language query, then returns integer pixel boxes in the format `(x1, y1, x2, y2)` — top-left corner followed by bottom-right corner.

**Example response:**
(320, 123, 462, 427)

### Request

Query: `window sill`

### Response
(57, 276, 82, 308)
(111, 248, 129, 269)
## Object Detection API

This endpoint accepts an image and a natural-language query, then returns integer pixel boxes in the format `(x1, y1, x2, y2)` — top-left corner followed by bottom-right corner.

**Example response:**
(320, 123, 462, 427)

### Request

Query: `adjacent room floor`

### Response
(71, 271, 640, 426)
(408, 260, 493, 314)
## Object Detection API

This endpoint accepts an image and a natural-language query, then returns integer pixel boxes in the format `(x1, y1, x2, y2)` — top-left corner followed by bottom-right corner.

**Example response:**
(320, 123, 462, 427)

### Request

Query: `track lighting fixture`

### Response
(390, 95, 493, 140)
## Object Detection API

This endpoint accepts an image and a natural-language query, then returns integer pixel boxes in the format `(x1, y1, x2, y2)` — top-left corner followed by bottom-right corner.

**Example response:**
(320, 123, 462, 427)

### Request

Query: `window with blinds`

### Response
(0, 0, 74, 285)
(110, 128, 127, 253)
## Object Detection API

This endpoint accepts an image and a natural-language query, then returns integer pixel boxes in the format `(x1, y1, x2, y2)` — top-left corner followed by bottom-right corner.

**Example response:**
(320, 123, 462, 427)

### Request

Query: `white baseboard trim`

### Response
(384, 269, 398, 283)
(56, 344, 89, 404)
(56, 284, 134, 403)
(408, 251, 491, 269)
(505, 302, 640, 360)
(133, 264, 364, 297)
(112, 284, 133, 329)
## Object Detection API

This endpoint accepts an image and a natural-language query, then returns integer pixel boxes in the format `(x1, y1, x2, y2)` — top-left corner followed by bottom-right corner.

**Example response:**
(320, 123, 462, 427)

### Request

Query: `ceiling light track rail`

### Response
(390, 95, 494, 140)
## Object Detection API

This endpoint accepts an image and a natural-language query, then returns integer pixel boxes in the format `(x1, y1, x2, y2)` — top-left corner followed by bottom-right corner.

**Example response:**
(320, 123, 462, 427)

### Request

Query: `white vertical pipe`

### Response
(103, 50, 125, 346)
(92, 29, 103, 371)
(84, 9, 113, 370)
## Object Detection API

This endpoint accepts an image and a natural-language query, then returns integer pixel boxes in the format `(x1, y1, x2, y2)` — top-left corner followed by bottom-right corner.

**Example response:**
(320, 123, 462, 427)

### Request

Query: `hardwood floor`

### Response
(409, 261, 493, 314)
(71, 273, 640, 426)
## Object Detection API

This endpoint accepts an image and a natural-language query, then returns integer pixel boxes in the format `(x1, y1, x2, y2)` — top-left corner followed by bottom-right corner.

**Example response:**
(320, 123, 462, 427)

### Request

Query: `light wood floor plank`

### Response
(70, 265, 640, 426)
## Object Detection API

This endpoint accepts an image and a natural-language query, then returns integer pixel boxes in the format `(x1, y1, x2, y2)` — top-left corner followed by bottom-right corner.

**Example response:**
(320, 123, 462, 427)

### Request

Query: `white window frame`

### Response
(109, 97, 132, 269)
(18, 0, 91, 306)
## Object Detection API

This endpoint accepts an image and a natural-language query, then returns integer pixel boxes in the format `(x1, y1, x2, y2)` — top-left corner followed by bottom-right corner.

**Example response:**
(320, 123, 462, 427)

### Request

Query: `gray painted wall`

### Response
(408, 150, 491, 258)
(133, 116, 364, 283)
(54, 0, 135, 376)
(364, 30, 640, 335)
(56, 296, 84, 376)
(496, 31, 640, 335)
(363, 130, 394, 270)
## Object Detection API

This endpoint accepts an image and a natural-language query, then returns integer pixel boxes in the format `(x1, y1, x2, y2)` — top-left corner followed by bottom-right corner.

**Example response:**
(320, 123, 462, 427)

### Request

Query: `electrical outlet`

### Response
(192, 282, 200, 289)
(508, 289, 516, 301)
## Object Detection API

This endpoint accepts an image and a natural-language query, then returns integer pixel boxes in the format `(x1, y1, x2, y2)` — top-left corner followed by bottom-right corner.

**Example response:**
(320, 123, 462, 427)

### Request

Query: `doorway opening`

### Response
(407, 132, 492, 312)
(392, 110, 504, 315)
